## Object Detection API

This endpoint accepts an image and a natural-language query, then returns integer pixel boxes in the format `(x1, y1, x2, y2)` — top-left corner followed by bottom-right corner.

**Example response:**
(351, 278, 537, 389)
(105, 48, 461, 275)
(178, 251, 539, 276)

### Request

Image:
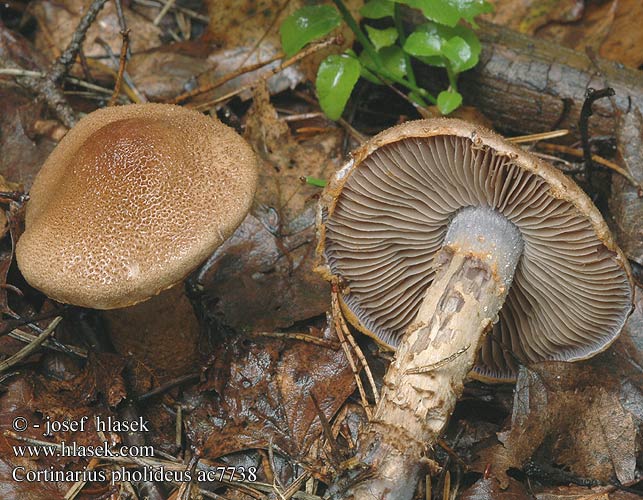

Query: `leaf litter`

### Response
(0, 0, 642, 498)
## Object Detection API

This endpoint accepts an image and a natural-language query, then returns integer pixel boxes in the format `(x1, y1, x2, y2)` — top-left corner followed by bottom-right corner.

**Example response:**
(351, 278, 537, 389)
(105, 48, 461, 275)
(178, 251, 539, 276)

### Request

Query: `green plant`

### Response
(279, 0, 492, 120)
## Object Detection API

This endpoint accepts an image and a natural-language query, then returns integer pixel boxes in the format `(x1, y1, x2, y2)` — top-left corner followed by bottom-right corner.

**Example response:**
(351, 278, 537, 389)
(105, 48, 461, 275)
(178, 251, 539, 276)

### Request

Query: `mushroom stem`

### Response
(336, 207, 523, 499)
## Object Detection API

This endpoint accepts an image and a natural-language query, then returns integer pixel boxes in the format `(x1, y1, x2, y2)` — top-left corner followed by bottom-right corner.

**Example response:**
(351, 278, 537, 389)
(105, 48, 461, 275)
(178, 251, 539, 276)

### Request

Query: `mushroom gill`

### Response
(323, 134, 632, 381)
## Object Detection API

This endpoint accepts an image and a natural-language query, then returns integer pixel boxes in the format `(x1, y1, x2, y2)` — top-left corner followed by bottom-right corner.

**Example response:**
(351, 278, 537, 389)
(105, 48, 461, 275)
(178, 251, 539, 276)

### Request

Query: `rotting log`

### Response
(415, 20, 643, 141)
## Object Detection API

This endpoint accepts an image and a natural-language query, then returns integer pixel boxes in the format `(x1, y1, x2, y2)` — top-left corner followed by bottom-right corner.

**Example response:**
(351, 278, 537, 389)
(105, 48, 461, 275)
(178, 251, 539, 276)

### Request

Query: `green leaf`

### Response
(442, 36, 471, 72)
(304, 176, 327, 187)
(365, 25, 398, 51)
(360, 0, 395, 19)
(404, 22, 480, 72)
(437, 89, 462, 114)
(279, 5, 342, 57)
(403, 25, 444, 56)
(395, 0, 493, 27)
(379, 46, 407, 79)
(316, 54, 361, 120)
(359, 45, 407, 81)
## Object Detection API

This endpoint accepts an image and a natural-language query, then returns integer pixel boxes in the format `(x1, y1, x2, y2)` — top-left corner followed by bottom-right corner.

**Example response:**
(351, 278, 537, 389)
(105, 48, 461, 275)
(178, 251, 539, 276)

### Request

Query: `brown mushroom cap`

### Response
(316, 118, 633, 381)
(16, 103, 258, 309)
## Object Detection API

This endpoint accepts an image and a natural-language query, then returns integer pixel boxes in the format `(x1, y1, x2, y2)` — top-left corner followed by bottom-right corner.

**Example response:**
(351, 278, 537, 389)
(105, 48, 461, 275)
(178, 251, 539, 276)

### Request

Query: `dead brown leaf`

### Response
(185, 324, 355, 461)
(31, 0, 162, 66)
(196, 84, 338, 331)
(461, 476, 531, 500)
(0, 376, 68, 500)
(609, 107, 643, 266)
(484, 0, 584, 34)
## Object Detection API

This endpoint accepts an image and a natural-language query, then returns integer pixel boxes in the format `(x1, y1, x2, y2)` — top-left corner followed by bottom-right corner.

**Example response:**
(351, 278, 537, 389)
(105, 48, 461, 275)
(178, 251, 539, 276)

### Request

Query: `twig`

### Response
(175, 405, 182, 448)
(0, 317, 62, 373)
(248, 331, 340, 349)
(330, 292, 372, 419)
(537, 142, 642, 191)
(507, 129, 569, 144)
(153, 0, 177, 26)
(109, 29, 131, 106)
(31, 0, 110, 126)
(135, 372, 200, 402)
(170, 54, 282, 104)
(234, 0, 290, 72)
(95, 38, 146, 103)
(8, 329, 87, 358)
(131, 0, 208, 22)
(0, 69, 115, 96)
(193, 36, 342, 111)
(310, 392, 343, 469)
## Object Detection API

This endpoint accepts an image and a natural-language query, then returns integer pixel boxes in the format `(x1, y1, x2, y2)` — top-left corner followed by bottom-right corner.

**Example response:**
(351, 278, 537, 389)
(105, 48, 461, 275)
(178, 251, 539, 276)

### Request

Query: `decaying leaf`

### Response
(609, 107, 643, 266)
(31, 0, 162, 65)
(0, 376, 69, 500)
(127, 45, 212, 101)
(461, 476, 531, 500)
(35, 351, 127, 409)
(185, 324, 355, 462)
(474, 308, 643, 487)
(196, 84, 338, 331)
(195, 0, 357, 103)
(535, 484, 642, 500)
(484, 0, 584, 35)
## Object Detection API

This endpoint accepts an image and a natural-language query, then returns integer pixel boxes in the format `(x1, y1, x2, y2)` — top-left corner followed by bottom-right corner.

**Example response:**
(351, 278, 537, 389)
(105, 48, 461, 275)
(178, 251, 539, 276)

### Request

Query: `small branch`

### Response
(170, 54, 282, 104)
(153, 0, 177, 26)
(0, 317, 62, 373)
(49, 0, 110, 84)
(193, 36, 342, 111)
(108, 29, 131, 106)
(537, 142, 643, 192)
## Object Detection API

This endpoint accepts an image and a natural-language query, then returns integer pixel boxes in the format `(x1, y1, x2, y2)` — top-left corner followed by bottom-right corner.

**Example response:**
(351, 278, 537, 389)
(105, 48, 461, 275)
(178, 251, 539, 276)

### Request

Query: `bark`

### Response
(329, 249, 509, 499)
(415, 21, 643, 141)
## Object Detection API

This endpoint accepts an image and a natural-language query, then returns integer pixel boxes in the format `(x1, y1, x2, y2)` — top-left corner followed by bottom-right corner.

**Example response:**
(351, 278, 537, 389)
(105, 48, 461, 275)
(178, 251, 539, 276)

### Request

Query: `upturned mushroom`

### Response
(316, 119, 634, 498)
(15, 104, 258, 373)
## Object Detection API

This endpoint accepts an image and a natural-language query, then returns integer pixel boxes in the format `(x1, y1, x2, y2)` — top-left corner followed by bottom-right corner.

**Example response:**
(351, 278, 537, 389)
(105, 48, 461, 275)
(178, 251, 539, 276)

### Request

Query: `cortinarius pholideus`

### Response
(316, 118, 634, 499)
(16, 103, 258, 310)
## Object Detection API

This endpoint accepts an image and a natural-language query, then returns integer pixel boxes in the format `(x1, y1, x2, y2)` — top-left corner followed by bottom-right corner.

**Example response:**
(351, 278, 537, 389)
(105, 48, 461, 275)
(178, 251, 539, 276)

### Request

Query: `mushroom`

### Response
(316, 119, 633, 498)
(15, 103, 258, 374)
(16, 104, 257, 376)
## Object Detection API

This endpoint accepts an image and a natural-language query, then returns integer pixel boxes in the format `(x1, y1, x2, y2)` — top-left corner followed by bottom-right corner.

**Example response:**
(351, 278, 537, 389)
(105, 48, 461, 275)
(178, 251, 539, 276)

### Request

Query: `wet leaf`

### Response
(361, 0, 395, 19)
(365, 25, 398, 51)
(0, 376, 69, 499)
(437, 89, 463, 114)
(280, 5, 342, 58)
(442, 36, 472, 72)
(185, 326, 355, 460)
(397, 0, 493, 28)
(484, 0, 584, 34)
(196, 84, 335, 331)
(404, 22, 481, 71)
(609, 107, 643, 265)
(31, 0, 162, 66)
(461, 476, 531, 500)
(474, 343, 642, 488)
(316, 53, 361, 120)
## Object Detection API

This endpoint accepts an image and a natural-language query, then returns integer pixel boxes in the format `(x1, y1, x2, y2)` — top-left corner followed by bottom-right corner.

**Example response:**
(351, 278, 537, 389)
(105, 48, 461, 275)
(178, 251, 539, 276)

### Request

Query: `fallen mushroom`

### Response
(316, 118, 634, 498)
(15, 103, 258, 374)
